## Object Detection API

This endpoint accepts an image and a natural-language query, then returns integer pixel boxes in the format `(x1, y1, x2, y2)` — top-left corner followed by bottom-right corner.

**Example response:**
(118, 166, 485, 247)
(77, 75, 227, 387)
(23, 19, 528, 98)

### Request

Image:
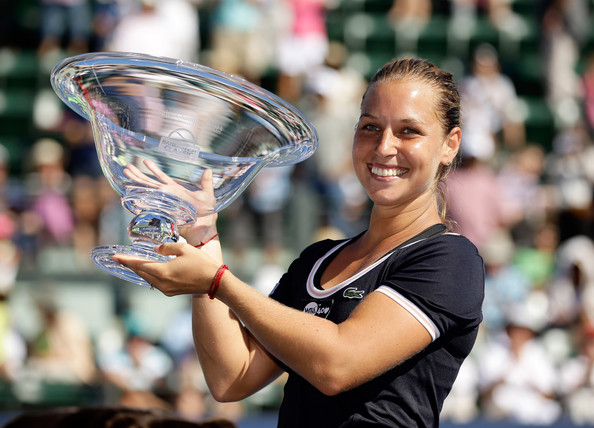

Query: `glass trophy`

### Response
(50, 52, 318, 287)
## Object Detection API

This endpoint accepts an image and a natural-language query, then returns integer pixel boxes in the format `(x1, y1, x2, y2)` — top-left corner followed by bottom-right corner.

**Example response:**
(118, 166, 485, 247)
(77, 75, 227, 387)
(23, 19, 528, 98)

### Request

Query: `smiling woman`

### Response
(113, 57, 485, 428)
(353, 58, 461, 222)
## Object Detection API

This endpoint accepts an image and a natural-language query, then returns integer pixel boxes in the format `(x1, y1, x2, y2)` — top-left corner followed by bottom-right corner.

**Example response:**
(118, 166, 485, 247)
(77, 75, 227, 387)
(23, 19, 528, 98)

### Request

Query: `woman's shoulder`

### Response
(395, 229, 484, 271)
(416, 229, 480, 254)
(441, 230, 481, 252)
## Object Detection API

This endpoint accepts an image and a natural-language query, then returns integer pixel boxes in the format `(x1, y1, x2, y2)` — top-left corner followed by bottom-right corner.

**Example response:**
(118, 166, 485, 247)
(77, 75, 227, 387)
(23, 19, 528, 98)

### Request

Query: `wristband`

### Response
(194, 233, 219, 248)
(208, 264, 228, 299)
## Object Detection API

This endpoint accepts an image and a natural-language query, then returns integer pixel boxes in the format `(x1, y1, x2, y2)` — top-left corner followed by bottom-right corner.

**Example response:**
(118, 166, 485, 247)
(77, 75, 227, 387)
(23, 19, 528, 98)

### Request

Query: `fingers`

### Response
(154, 242, 189, 257)
(111, 253, 155, 271)
(200, 168, 214, 193)
(198, 168, 216, 200)
(124, 163, 162, 188)
(124, 159, 178, 189)
(112, 252, 172, 288)
(143, 159, 176, 185)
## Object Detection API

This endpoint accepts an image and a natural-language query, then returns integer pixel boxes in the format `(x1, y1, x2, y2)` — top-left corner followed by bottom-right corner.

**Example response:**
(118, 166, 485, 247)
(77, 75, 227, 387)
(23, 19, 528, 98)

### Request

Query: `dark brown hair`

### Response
(365, 57, 461, 133)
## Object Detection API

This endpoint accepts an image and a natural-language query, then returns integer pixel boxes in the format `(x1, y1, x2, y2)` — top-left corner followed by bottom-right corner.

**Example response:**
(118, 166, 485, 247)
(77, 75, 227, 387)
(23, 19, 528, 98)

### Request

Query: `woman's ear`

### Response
(441, 127, 461, 165)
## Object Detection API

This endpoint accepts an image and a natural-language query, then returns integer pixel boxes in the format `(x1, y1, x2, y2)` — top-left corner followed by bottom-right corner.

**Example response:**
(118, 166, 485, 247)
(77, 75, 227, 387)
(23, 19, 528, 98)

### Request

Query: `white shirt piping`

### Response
(306, 235, 443, 341)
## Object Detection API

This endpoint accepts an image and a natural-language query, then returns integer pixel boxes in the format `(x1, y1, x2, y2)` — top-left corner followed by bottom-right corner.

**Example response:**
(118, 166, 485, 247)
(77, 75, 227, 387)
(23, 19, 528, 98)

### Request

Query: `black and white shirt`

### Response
(269, 224, 485, 427)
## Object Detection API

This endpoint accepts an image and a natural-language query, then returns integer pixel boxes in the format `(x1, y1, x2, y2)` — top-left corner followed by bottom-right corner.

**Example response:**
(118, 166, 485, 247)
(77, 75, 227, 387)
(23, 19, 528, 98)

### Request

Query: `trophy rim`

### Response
(49, 51, 318, 167)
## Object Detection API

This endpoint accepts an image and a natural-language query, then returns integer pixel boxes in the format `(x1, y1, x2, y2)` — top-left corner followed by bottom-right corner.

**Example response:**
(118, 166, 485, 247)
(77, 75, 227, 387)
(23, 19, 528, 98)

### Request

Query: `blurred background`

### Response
(1, 0, 594, 426)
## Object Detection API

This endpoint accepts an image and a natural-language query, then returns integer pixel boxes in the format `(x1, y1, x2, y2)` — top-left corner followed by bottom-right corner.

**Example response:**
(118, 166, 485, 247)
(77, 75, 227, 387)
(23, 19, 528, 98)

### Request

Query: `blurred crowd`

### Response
(1, 0, 594, 426)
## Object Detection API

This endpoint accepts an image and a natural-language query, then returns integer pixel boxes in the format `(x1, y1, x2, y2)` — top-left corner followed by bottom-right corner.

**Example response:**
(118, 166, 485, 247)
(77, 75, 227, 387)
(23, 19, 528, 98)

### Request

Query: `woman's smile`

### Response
(369, 164, 409, 178)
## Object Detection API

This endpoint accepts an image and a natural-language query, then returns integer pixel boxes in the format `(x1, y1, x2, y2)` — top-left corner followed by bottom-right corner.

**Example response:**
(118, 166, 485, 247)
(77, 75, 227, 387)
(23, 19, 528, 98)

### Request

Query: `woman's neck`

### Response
(361, 201, 442, 252)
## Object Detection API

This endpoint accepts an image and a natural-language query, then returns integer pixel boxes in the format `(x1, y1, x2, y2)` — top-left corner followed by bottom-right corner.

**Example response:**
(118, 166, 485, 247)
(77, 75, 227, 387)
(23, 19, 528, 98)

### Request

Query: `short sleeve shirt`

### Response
(269, 224, 484, 427)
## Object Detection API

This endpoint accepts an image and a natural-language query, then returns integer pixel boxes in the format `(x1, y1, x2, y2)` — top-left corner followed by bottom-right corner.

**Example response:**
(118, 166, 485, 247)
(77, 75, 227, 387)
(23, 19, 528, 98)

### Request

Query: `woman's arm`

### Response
(114, 160, 432, 397)
(214, 271, 432, 396)
(114, 243, 432, 397)
(118, 161, 284, 400)
(191, 294, 284, 401)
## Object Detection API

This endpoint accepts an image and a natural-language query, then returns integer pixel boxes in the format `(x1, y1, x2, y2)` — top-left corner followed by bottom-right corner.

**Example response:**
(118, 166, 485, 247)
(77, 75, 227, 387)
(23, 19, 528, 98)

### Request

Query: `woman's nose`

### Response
(376, 130, 399, 156)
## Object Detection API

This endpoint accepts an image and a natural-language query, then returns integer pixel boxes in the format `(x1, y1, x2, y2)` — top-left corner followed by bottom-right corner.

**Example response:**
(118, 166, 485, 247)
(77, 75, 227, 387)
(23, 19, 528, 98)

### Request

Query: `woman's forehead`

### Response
(363, 79, 439, 112)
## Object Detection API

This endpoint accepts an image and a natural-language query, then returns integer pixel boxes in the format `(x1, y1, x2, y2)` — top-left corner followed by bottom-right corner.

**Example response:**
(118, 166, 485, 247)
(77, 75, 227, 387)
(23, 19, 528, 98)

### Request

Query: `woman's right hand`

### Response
(113, 241, 221, 297)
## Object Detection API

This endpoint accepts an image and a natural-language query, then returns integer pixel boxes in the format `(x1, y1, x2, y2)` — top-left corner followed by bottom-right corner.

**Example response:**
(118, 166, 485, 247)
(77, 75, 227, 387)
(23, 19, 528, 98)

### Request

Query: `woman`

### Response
(114, 58, 485, 427)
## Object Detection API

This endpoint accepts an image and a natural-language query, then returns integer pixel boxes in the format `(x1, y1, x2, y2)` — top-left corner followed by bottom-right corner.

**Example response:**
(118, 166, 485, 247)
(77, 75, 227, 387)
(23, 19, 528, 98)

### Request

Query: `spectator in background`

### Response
(108, 0, 199, 61)
(302, 41, 368, 238)
(159, 0, 201, 61)
(0, 145, 27, 219)
(89, 0, 120, 51)
(487, 0, 527, 37)
(496, 144, 550, 245)
(0, 296, 26, 384)
(513, 221, 559, 290)
(207, 0, 270, 83)
(582, 52, 594, 135)
(248, 165, 295, 292)
(448, 0, 526, 37)
(275, 0, 332, 103)
(25, 296, 96, 385)
(557, 319, 594, 426)
(37, 0, 92, 60)
(98, 332, 174, 410)
(477, 294, 561, 425)
(459, 43, 526, 153)
(24, 138, 74, 252)
(446, 151, 518, 253)
(540, 0, 590, 128)
(0, 146, 23, 378)
(0, 145, 24, 284)
(544, 121, 594, 243)
(223, 164, 295, 286)
(389, 0, 432, 52)
(71, 175, 103, 269)
(480, 229, 533, 334)
(0, 241, 25, 383)
(548, 235, 594, 329)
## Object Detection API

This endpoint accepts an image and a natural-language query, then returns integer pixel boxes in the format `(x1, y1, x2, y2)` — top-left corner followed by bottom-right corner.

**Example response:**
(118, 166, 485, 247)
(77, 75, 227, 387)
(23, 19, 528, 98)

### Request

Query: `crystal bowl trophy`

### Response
(50, 52, 318, 287)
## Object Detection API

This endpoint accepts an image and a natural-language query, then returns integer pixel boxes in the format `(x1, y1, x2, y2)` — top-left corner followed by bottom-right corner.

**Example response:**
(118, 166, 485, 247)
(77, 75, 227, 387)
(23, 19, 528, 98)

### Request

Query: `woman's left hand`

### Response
(123, 159, 219, 245)
(113, 242, 220, 297)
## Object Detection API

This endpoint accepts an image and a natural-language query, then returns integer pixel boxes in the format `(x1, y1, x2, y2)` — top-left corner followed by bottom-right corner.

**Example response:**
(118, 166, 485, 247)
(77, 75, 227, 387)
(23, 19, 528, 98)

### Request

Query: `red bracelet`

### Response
(208, 264, 228, 299)
(194, 233, 219, 248)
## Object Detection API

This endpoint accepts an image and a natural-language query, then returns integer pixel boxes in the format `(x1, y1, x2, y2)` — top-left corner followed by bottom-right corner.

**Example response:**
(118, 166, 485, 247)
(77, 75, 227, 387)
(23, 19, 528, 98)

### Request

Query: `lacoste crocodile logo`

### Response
(343, 287, 364, 299)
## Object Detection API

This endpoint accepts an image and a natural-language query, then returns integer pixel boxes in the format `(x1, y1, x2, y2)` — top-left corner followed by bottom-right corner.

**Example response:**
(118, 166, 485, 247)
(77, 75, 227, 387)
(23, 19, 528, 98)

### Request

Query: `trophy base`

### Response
(91, 244, 172, 287)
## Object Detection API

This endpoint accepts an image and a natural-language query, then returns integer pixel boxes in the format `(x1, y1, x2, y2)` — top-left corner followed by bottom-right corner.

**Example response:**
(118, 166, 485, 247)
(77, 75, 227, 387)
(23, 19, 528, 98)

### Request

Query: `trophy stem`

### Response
(122, 187, 198, 227)
(90, 188, 198, 287)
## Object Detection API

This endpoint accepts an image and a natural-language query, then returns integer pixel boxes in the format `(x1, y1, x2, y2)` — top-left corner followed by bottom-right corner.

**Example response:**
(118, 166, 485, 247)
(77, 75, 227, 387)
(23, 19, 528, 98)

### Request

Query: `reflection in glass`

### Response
(51, 52, 318, 286)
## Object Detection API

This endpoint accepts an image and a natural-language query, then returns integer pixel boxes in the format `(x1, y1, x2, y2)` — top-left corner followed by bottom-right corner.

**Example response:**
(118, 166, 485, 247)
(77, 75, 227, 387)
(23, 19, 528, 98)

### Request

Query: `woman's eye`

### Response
(401, 128, 420, 136)
(362, 124, 379, 131)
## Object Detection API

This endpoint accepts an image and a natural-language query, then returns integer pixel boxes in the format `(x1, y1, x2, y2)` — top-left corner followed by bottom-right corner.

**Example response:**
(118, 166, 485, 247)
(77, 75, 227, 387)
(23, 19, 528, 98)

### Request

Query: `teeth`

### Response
(371, 166, 406, 177)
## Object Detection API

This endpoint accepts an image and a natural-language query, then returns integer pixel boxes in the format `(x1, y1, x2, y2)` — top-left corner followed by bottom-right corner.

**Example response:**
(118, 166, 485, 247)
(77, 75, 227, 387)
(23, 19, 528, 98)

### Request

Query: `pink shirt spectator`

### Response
(447, 160, 515, 251)
(290, 0, 327, 36)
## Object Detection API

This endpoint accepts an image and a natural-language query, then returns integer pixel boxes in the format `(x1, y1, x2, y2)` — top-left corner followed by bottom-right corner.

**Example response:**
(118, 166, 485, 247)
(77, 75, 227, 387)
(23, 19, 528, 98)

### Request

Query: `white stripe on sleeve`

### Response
(376, 285, 440, 341)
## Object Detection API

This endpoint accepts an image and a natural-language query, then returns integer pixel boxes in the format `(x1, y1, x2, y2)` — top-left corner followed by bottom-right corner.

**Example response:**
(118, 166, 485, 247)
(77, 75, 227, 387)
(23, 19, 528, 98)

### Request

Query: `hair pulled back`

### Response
(366, 57, 461, 135)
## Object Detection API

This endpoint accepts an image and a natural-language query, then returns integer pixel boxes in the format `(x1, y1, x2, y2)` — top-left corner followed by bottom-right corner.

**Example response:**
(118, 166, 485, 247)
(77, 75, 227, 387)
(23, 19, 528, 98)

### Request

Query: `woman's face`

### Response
(352, 79, 460, 211)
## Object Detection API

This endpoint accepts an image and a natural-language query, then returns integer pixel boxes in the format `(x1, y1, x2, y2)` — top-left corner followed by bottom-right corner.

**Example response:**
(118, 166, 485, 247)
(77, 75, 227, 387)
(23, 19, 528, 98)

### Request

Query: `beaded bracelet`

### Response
(208, 264, 229, 299)
(194, 233, 220, 248)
